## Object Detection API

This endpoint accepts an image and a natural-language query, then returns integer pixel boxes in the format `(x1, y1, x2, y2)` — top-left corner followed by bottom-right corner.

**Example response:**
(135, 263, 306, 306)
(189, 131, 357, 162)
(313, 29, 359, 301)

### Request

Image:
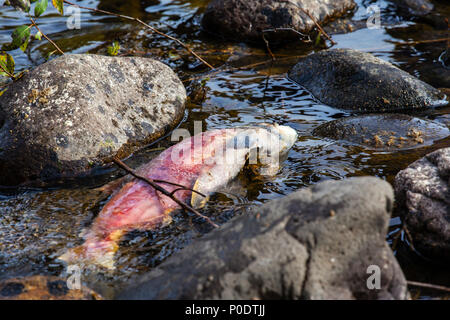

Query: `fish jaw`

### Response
(277, 125, 298, 155)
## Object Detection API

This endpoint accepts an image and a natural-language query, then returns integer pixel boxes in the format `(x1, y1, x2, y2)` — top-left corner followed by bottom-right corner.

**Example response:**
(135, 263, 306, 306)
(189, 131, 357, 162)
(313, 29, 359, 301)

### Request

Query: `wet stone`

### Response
(0, 54, 186, 186)
(394, 147, 450, 264)
(202, 0, 357, 42)
(312, 114, 450, 151)
(288, 49, 447, 112)
(117, 177, 408, 300)
(391, 0, 434, 16)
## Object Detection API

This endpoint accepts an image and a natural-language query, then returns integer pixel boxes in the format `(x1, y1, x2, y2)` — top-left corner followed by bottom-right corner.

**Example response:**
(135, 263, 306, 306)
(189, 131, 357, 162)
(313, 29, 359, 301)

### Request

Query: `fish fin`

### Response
(191, 150, 248, 209)
(191, 178, 210, 209)
(57, 231, 124, 270)
(58, 246, 117, 270)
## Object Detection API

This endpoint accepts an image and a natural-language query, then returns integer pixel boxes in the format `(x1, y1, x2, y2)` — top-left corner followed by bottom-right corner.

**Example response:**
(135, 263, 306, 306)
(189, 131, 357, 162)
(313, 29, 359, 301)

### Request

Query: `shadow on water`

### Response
(0, 0, 449, 298)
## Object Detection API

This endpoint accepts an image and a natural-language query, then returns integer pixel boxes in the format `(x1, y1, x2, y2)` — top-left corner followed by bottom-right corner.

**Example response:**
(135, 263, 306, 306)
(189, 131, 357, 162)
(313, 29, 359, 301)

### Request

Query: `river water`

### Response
(0, 0, 449, 299)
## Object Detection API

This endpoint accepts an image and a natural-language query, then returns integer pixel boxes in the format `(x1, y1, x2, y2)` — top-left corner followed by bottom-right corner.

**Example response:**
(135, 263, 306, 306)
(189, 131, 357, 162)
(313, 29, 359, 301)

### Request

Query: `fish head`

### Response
(232, 123, 297, 176)
(255, 122, 298, 156)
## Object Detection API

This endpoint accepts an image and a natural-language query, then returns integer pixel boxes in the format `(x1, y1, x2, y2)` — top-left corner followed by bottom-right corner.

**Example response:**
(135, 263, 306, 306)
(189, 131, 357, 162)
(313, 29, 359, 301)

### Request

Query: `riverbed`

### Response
(0, 0, 449, 299)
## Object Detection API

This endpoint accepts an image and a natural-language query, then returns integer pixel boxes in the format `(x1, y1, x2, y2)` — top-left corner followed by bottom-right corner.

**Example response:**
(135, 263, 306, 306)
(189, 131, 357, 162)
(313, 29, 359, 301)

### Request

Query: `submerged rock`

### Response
(202, 0, 356, 42)
(288, 48, 446, 112)
(0, 54, 186, 186)
(391, 0, 434, 16)
(0, 275, 102, 300)
(117, 177, 408, 300)
(394, 148, 450, 263)
(313, 114, 450, 151)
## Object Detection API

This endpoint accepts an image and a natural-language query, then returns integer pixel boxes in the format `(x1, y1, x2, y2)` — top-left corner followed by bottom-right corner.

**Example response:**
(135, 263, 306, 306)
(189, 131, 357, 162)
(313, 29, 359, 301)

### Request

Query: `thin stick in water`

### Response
(113, 158, 218, 228)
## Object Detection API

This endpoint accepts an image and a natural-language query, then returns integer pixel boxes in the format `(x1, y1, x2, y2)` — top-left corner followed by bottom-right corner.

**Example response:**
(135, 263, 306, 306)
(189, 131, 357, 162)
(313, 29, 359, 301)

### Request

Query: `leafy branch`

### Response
(1, 0, 213, 83)
(61, 0, 214, 69)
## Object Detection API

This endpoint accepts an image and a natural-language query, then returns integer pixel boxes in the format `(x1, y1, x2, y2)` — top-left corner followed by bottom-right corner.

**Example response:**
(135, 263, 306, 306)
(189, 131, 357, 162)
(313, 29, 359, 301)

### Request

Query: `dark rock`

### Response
(324, 18, 367, 35)
(391, 0, 434, 16)
(313, 114, 450, 151)
(394, 147, 450, 263)
(202, 0, 357, 42)
(288, 48, 447, 112)
(0, 275, 102, 300)
(0, 54, 186, 186)
(117, 177, 408, 300)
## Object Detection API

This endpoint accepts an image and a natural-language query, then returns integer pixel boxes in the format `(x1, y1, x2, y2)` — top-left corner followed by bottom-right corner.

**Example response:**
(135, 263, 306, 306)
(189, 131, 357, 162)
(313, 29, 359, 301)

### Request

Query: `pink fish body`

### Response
(58, 124, 297, 269)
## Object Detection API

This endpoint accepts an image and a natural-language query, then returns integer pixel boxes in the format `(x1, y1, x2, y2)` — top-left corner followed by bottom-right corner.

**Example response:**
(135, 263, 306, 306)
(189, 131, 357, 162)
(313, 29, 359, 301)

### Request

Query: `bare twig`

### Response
(281, 0, 336, 45)
(262, 27, 311, 40)
(445, 18, 449, 50)
(63, 0, 214, 69)
(0, 64, 14, 79)
(402, 224, 418, 252)
(298, 8, 336, 45)
(407, 281, 450, 293)
(262, 34, 276, 61)
(30, 17, 64, 55)
(389, 37, 450, 46)
(182, 54, 307, 83)
(113, 158, 218, 228)
(153, 179, 206, 198)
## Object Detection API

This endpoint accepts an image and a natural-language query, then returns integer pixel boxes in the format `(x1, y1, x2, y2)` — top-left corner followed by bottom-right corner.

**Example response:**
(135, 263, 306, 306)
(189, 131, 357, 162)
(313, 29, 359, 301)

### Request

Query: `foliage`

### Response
(1, 0, 65, 80)
(107, 41, 120, 56)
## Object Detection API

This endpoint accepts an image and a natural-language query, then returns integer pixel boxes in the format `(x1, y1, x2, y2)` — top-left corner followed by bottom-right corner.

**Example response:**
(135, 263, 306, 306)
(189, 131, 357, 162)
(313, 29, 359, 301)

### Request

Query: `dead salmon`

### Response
(58, 123, 297, 269)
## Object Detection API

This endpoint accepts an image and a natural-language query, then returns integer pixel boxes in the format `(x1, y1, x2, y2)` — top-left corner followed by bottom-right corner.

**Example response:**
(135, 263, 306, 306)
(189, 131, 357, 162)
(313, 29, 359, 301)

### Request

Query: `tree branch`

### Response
(63, 0, 214, 69)
(30, 17, 64, 55)
(407, 280, 450, 293)
(281, 0, 336, 46)
(112, 158, 218, 228)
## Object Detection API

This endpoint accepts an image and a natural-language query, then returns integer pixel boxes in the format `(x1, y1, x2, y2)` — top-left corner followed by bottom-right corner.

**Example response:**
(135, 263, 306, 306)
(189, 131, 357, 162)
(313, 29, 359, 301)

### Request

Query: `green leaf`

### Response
(107, 41, 120, 56)
(314, 31, 322, 47)
(34, 0, 48, 17)
(34, 31, 42, 41)
(45, 50, 56, 61)
(11, 25, 31, 49)
(52, 0, 63, 15)
(0, 53, 15, 78)
(8, 0, 31, 12)
(20, 36, 30, 52)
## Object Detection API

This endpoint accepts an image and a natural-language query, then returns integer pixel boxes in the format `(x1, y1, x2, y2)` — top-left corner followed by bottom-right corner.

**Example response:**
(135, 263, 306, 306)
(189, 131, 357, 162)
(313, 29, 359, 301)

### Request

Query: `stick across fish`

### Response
(58, 123, 297, 269)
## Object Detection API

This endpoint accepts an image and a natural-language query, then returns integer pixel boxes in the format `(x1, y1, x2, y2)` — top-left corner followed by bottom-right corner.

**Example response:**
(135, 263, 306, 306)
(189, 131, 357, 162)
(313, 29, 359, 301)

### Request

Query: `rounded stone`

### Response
(0, 54, 186, 186)
(288, 48, 447, 112)
(313, 114, 450, 150)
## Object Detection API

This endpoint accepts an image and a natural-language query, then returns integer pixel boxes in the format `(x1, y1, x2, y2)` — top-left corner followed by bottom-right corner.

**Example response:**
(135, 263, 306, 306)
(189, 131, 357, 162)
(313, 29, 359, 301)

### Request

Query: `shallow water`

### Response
(0, 0, 449, 299)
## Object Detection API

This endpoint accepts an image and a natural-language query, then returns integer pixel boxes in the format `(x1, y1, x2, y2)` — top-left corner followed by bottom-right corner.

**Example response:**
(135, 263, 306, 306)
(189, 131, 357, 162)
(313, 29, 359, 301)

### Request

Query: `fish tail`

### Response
(57, 230, 124, 270)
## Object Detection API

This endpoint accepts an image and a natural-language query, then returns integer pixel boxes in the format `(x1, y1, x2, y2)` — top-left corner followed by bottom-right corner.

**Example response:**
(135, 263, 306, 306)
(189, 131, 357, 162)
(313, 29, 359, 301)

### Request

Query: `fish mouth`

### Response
(257, 122, 298, 153)
(277, 124, 298, 151)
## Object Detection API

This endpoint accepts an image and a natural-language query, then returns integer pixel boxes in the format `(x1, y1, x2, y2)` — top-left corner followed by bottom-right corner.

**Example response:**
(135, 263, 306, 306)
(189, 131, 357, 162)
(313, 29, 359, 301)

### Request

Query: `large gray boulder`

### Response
(0, 54, 186, 186)
(313, 114, 450, 151)
(288, 49, 446, 112)
(394, 148, 450, 263)
(117, 177, 408, 300)
(202, 0, 357, 42)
